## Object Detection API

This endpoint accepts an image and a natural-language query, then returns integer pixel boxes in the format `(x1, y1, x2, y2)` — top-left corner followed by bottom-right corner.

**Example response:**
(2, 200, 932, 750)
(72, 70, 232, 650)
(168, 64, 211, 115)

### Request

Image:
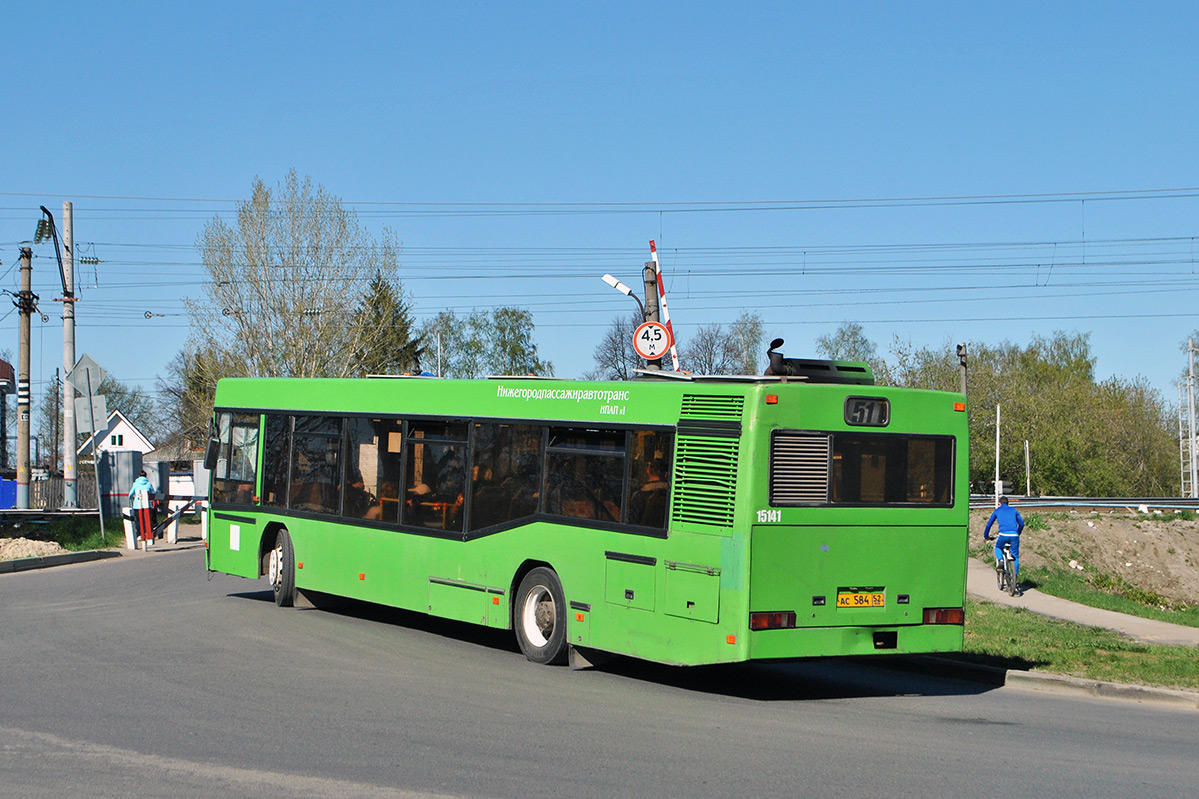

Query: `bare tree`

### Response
(586, 312, 644, 380)
(726, 311, 764, 374)
(188, 170, 404, 379)
(675, 312, 764, 375)
(156, 347, 231, 454)
(678, 323, 733, 374)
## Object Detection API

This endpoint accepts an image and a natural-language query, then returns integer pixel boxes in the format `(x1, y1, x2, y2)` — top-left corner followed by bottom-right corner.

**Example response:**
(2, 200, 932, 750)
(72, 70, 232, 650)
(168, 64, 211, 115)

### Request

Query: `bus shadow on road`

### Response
(232, 588, 1011, 701)
(231, 587, 523, 655)
(591, 656, 1006, 702)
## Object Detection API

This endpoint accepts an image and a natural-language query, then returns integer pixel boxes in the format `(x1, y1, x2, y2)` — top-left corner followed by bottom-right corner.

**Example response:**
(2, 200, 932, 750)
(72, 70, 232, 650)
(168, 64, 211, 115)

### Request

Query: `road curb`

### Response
(0, 548, 123, 574)
(917, 656, 1199, 710)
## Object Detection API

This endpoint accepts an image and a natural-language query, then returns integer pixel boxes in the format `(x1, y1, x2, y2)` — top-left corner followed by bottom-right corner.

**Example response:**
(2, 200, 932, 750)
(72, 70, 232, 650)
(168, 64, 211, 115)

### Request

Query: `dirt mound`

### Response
(972, 508, 1199, 607)
(0, 537, 70, 561)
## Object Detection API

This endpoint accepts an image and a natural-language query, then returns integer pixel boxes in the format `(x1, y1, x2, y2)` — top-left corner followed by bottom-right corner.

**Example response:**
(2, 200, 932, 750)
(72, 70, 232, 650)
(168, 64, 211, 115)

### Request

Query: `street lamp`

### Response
(600, 273, 645, 319)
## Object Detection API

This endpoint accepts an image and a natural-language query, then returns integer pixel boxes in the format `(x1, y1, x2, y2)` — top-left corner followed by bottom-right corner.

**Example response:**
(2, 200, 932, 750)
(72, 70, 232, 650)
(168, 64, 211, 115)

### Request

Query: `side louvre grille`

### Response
(671, 435, 739, 529)
(680, 394, 745, 421)
(770, 432, 830, 504)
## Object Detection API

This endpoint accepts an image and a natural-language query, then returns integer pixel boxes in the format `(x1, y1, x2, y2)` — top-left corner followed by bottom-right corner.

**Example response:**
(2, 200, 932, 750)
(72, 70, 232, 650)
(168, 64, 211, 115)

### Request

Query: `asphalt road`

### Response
(1, 549, 1196, 799)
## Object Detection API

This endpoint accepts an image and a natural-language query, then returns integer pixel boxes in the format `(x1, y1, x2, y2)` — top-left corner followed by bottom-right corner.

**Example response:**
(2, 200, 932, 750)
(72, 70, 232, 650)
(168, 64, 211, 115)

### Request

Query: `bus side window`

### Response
(405, 423, 467, 532)
(545, 428, 624, 523)
(343, 418, 402, 523)
(468, 423, 542, 531)
(290, 416, 342, 515)
(627, 430, 673, 529)
(212, 412, 260, 506)
(262, 414, 290, 507)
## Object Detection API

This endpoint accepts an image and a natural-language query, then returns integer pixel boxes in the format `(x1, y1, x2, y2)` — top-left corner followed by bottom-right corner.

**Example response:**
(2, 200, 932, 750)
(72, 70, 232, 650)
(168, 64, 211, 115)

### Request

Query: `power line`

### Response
(2, 184, 1199, 213)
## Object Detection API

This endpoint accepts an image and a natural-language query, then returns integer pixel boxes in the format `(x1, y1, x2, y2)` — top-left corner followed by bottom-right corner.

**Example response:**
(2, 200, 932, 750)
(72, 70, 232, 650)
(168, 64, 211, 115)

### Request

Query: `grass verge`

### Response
(2, 515, 127, 552)
(969, 523, 1199, 630)
(1021, 565, 1199, 629)
(956, 597, 1199, 691)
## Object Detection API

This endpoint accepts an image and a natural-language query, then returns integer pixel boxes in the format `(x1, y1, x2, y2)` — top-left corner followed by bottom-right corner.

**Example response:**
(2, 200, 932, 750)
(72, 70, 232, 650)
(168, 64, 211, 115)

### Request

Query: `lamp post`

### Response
(600, 273, 646, 319)
(35, 205, 80, 508)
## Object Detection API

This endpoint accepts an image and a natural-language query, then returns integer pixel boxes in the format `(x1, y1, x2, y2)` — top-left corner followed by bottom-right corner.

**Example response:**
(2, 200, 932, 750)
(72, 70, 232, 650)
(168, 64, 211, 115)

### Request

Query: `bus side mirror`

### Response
(203, 429, 220, 472)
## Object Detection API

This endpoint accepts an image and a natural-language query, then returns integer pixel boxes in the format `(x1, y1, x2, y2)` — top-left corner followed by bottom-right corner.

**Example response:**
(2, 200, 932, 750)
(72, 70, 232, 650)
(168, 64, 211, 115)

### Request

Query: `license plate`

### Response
(837, 591, 885, 608)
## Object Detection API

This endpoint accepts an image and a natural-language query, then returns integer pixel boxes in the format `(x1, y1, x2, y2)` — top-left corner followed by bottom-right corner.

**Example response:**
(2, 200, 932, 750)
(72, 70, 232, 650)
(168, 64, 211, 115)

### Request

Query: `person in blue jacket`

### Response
(130, 470, 156, 547)
(983, 496, 1024, 585)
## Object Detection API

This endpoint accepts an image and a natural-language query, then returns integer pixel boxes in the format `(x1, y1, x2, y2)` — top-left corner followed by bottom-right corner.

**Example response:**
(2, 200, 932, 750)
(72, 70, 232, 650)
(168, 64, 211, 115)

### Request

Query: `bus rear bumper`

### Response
(748, 623, 964, 660)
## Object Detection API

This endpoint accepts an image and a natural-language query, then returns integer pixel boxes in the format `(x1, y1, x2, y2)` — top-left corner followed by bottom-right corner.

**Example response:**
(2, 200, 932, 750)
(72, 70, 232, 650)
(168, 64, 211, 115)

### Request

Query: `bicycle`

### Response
(994, 541, 1020, 597)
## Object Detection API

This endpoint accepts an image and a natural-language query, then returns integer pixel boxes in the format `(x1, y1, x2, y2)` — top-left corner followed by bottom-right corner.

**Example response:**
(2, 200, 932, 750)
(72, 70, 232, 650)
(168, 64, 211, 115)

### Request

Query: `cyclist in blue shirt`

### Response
(983, 496, 1024, 584)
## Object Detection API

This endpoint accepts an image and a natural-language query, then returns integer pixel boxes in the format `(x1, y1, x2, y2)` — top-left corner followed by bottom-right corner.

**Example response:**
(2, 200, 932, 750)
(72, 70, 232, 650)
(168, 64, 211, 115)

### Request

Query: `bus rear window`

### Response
(771, 430, 953, 507)
(831, 434, 953, 505)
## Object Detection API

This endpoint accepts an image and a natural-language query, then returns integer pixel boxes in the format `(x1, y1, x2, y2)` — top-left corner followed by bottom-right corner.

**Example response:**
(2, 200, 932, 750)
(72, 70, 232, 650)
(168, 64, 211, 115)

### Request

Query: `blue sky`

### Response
(3, 1, 1199, 424)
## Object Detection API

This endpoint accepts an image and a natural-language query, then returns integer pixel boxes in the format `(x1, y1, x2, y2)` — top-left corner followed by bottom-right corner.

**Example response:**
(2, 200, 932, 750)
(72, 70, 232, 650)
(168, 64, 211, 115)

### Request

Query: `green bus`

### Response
(204, 357, 968, 667)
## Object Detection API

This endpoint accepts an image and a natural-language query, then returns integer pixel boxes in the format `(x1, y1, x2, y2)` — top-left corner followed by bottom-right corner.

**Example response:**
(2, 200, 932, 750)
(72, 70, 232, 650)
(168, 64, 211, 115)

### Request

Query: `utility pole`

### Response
(994, 403, 1001, 507)
(1025, 440, 1031, 497)
(62, 201, 78, 506)
(1189, 338, 1197, 498)
(16, 248, 35, 509)
(956, 343, 968, 395)
(641, 260, 662, 370)
(1180, 384, 1189, 497)
(48, 370, 61, 476)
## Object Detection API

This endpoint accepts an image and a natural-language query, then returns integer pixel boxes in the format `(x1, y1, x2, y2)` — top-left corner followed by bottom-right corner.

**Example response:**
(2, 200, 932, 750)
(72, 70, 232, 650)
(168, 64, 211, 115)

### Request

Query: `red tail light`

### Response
(923, 607, 965, 625)
(749, 611, 797, 631)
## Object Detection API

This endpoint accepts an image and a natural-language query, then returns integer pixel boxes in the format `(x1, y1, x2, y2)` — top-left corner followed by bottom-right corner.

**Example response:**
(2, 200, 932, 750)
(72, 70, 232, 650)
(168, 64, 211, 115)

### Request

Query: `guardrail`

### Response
(969, 495, 1199, 511)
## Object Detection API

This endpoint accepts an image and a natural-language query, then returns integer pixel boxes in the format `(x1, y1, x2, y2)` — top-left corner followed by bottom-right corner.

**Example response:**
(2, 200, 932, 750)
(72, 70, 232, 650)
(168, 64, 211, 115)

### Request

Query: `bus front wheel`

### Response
(515, 567, 568, 665)
(268, 529, 296, 608)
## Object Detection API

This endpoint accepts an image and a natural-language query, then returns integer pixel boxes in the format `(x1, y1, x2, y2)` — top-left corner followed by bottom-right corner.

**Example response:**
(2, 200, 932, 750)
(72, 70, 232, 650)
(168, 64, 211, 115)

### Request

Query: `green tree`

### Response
(420, 310, 488, 378)
(489, 307, 552, 375)
(419, 308, 549, 378)
(189, 170, 405, 379)
(816, 322, 888, 378)
(811, 327, 1176, 496)
(353, 272, 425, 375)
(951, 333, 1173, 496)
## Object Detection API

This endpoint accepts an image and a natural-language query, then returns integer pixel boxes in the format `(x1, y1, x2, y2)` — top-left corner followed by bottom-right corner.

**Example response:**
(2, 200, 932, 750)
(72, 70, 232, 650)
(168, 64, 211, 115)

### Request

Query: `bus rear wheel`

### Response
(268, 529, 296, 608)
(515, 567, 568, 665)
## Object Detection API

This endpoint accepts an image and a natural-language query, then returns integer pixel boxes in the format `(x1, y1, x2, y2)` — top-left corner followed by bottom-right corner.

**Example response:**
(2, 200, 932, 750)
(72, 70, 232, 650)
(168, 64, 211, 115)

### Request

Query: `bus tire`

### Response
(269, 529, 296, 608)
(514, 567, 568, 665)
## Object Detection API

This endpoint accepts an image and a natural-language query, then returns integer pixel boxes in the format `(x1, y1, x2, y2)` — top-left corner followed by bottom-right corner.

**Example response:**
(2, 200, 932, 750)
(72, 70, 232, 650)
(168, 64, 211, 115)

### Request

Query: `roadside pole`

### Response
(956, 343, 967, 395)
(16, 249, 33, 509)
(1189, 338, 1197, 498)
(63, 201, 78, 507)
(642, 261, 661, 371)
(1025, 440, 1031, 496)
(84, 368, 105, 542)
(994, 403, 1001, 507)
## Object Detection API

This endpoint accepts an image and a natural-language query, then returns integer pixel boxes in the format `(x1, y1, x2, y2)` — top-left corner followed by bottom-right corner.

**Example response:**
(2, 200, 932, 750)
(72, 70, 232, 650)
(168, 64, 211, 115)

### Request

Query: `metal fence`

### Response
(30, 476, 99, 510)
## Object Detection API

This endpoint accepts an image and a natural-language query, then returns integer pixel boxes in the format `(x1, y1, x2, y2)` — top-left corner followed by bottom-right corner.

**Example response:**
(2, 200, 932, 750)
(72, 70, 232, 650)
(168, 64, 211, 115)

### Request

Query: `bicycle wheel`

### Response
(995, 564, 1006, 592)
(1004, 556, 1019, 596)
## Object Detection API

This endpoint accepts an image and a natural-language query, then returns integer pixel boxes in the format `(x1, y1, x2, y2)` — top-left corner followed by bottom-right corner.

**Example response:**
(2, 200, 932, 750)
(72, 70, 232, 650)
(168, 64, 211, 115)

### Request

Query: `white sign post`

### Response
(67, 354, 109, 541)
(632, 321, 673, 362)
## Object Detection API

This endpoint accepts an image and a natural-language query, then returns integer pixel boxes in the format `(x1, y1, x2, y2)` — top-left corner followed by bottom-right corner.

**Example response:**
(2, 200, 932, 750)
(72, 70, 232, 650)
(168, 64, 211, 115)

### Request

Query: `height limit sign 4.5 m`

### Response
(633, 321, 672, 361)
